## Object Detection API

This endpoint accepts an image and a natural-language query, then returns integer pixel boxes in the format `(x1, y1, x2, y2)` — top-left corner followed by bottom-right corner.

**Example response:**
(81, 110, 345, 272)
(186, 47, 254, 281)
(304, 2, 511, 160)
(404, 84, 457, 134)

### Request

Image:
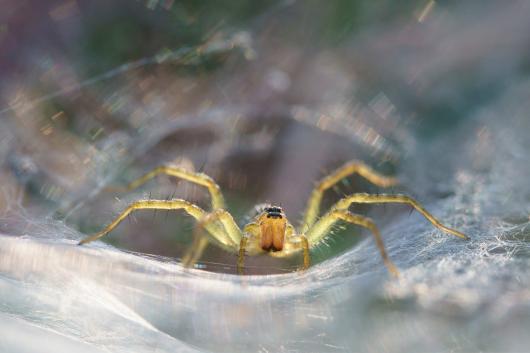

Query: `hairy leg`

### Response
(296, 235, 310, 270)
(301, 160, 397, 233)
(109, 166, 226, 210)
(183, 209, 244, 269)
(237, 223, 260, 274)
(77, 199, 232, 246)
(331, 193, 468, 240)
(306, 210, 398, 276)
(181, 236, 209, 268)
(238, 237, 248, 275)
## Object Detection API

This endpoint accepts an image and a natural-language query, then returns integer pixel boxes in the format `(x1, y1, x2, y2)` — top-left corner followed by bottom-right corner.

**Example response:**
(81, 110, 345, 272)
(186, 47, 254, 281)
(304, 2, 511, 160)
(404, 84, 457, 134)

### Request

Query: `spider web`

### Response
(1, 81, 530, 353)
(1, 1, 530, 353)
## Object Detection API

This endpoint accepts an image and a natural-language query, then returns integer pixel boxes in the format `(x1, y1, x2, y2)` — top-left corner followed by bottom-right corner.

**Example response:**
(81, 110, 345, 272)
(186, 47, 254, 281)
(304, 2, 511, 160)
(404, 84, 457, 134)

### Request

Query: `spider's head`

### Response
(258, 205, 287, 252)
(264, 206, 283, 219)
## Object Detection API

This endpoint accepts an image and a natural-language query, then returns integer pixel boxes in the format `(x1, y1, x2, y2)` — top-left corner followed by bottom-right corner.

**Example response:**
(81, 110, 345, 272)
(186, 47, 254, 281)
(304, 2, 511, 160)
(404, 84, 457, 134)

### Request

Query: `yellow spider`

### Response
(78, 160, 469, 276)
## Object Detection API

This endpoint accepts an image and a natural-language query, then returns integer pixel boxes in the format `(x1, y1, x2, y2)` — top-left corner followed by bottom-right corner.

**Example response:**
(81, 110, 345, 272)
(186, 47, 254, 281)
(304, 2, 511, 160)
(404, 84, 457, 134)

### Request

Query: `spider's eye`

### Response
(265, 205, 283, 219)
(264, 206, 282, 212)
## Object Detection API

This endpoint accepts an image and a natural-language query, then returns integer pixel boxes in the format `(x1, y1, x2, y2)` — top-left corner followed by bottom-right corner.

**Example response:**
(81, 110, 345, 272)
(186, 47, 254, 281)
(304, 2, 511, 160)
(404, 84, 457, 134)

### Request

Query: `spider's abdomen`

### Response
(259, 206, 286, 251)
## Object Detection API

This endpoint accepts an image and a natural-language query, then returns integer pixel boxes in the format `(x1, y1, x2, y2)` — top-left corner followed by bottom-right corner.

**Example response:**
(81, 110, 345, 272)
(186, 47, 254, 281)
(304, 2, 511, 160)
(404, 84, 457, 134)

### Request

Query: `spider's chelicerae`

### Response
(78, 160, 469, 276)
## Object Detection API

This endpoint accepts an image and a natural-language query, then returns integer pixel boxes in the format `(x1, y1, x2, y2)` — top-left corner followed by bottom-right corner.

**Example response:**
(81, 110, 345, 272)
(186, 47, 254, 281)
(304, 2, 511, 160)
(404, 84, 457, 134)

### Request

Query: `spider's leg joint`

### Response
(301, 160, 398, 233)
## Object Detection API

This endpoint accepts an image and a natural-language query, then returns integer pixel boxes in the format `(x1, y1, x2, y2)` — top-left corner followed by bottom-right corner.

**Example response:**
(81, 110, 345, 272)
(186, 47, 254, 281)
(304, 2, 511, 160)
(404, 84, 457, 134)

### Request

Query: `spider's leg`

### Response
(183, 209, 243, 269)
(181, 235, 209, 268)
(292, 235, 310, 270)
(301, 235, 310, 269)
(301, 160, 397, 233)
(77, 199, 230, 246)
(238, 237, 248, 275)
(305, 210, 398, 276)
(109, 166, 226, 210)
(331, 193, 469, 240)
(237, 223, 260, 274)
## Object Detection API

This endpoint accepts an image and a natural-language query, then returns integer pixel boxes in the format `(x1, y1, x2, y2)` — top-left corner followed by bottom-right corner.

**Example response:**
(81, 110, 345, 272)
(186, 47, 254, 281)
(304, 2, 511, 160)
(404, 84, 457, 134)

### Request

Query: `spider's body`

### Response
(240, 206, 304, 263)
(258, 206, 287, 252)
(78, 160, 469, 276)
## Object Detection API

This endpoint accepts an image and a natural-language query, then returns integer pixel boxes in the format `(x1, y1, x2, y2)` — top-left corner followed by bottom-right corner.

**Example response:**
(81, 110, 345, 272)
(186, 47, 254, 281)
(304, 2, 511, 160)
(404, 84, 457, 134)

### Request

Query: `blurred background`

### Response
(1, 1, 530, 352)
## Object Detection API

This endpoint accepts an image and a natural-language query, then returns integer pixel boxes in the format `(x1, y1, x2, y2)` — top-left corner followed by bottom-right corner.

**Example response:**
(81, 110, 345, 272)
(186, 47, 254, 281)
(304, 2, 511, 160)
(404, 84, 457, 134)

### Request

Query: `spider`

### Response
(78, 160, 469, 276)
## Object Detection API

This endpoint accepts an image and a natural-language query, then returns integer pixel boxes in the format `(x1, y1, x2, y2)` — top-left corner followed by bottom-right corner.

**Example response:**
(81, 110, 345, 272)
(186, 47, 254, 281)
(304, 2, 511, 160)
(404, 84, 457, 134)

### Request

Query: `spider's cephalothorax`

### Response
(78, 160, 469, 276)
(259, 206, 286, 251)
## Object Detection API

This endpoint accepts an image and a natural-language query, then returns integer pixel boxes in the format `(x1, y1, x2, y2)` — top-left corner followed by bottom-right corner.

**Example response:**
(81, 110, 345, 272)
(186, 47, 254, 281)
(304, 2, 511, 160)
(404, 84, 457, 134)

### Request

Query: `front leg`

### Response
(301, 160, 397, 233)
(237, 223, 260, 275)
(108, 166, 226, 211)
(78, 199, 215, 245)
(332, 193, 468, 240)
(184, 209, 244, 269)
(238, 237, 248, 275)
(305, 210, 399, 276)
(296, 235, 310, 270)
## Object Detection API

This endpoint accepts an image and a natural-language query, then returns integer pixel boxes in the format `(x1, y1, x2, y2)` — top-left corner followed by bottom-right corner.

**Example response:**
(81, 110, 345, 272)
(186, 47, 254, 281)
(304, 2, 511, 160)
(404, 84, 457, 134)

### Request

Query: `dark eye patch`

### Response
(265, 205, 283, 219)
(265, 206, 282, 213)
